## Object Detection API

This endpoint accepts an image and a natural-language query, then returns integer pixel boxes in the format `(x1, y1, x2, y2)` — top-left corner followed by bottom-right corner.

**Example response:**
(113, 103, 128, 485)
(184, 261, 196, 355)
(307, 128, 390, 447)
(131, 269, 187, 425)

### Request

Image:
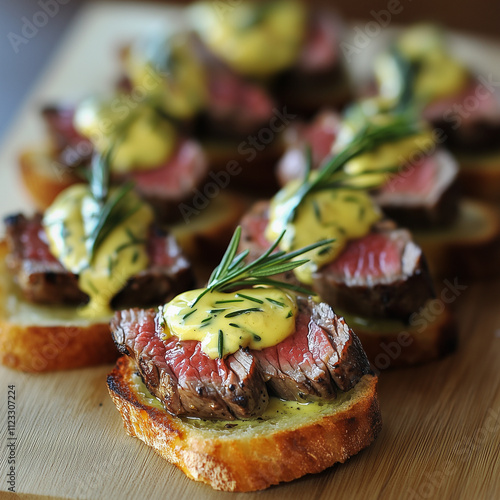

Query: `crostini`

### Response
(188, 0, 352, 116)
(107, 227, 381, 491)
(1, 152, 194, 372)
(120, 27, 283, 194)
(374, 24, 500, 202)
(275, 107, 500, 278)
(241, 117, 457, 367)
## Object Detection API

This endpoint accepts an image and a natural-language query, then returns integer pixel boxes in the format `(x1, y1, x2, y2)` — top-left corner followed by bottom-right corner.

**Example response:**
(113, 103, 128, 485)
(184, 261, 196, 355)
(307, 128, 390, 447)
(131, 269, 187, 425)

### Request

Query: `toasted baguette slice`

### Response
(341, 302, 457, 369)
(19, 147, 82, 210)
(412, 199, 500, 279)
(0, 242, 116, 372)
(107, 355, 381, 492)
(455, 151, 500, 202)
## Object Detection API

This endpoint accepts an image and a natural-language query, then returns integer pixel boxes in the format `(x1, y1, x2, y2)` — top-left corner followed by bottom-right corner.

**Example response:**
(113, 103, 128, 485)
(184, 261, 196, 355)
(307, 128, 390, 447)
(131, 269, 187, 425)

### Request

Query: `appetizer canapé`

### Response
(241, 118, 457, 366)
(276, 105, 500, 278)
(0, 151, 193, 371)
(374, 24, 500, 201)
(107, 227, 381, 491)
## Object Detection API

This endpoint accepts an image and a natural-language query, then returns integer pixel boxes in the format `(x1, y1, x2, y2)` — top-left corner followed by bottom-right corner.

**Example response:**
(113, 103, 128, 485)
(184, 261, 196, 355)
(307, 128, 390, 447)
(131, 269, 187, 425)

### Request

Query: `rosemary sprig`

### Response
(89, 147, 113, 204)
(389, 46, 424, 113)
(266, 298, 285, 307)
(285, 116, 422, 223)
(85, 150, 139, 263)
(182, 309, 197, 321)
(190, 227, 334, 307)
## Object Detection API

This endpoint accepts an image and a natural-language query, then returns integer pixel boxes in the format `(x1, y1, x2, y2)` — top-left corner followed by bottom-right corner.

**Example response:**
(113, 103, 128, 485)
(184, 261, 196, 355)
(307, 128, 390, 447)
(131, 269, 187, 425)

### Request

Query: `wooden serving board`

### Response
(0, 3, 499, 499)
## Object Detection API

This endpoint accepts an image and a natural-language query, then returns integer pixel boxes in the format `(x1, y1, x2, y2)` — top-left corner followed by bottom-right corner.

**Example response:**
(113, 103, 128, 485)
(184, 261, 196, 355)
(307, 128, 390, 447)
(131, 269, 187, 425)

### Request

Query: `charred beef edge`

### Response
(3, 213, 194, 309)
(110, 297, 372, 421)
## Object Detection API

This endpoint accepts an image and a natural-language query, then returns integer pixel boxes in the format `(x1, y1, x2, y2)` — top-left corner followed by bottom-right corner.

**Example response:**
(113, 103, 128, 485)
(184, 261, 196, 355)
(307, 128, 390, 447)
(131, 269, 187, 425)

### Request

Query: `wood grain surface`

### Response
(0, 3, 499, 499)
(0, 279, 498, 499)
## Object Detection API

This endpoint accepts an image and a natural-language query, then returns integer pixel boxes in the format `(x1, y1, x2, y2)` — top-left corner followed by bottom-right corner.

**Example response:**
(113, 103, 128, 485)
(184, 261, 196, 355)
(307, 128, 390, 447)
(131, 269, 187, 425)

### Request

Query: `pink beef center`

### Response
(304, 120, 338, 166)
(424, 82, 500, 123)
(327, 233, 402, 279)
(129, 140, 201, 194)
(208, 72, 273, 122)
(381, 155, 437, 196)
(46, 107, 89, 147)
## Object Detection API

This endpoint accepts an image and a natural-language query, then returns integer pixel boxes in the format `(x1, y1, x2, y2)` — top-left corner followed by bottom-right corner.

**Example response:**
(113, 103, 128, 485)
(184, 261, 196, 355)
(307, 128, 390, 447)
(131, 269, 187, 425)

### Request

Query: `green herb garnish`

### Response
(266, 298, 285, 307)
(389, 46, 423, 112)
(131, 250, 139, 264)
(190, 227, 334, 307)
(224, 308, 263, 318)
(284, 116, 422, 223)
(217, 329, 224, 359)
(236, 293, 264, 304)
(317, 246, 332, 257)
(312, 199, 322, 223)
(86, 150, 141, 263)
(182, 309, 197, 321)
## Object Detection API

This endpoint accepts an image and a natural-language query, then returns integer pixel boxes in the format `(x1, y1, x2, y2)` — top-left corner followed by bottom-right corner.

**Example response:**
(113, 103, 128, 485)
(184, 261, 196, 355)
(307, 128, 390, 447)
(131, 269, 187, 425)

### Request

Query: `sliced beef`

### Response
(204, 68, 275, 137)
(41, 106, 209, 223)
(252, 298, 371, 402)
(111, 308, 269, 420)
(315, 220, 435, 320)
(110, 298, 370, 418)
(272, 10, 351, 116)
(42, 105, 92, 168)
(239, 201, 435, 320)
(3, 213, 194, 309)
(123, 139, 208, 223)
(373, 149, 460, 228)
(424, 83, 500, 153)
(276, 110, 340, 187)
(296, 10, 342, 73)
(188, 32, 276, 139)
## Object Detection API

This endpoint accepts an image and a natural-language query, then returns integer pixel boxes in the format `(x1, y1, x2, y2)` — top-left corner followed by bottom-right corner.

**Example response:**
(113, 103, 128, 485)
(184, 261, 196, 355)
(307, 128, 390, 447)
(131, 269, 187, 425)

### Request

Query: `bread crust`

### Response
(19, 148, 81, 210)
(343, 304, 457, 369)
(0, 241, 117, 372)
(107, 356, 382, 492)
(412, 199, 500, 279)
(0, 321, 116, 372)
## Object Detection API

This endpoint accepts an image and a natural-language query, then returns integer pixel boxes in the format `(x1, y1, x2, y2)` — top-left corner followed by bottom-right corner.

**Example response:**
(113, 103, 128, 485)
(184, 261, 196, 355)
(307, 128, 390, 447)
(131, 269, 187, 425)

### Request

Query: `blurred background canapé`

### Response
(2, 0, 500, 140)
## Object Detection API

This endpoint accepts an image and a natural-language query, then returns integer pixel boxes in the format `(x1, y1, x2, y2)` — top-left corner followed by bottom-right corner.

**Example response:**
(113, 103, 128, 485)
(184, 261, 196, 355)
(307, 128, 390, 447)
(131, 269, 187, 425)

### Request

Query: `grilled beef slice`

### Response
(111, 308, 269, 420)
(315, 220, 435, 320)
(424, 83, 500, 153)
(239, 201, 435, 320)
(111, 298, 371, 418)
(3, 213, 194, 309)
(252, 298, 371, 402)
(373, 150, 460, 228)
(42, 105, 92, 168)
(41, 106, 209, 223)
(276, 110, 460, 229)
